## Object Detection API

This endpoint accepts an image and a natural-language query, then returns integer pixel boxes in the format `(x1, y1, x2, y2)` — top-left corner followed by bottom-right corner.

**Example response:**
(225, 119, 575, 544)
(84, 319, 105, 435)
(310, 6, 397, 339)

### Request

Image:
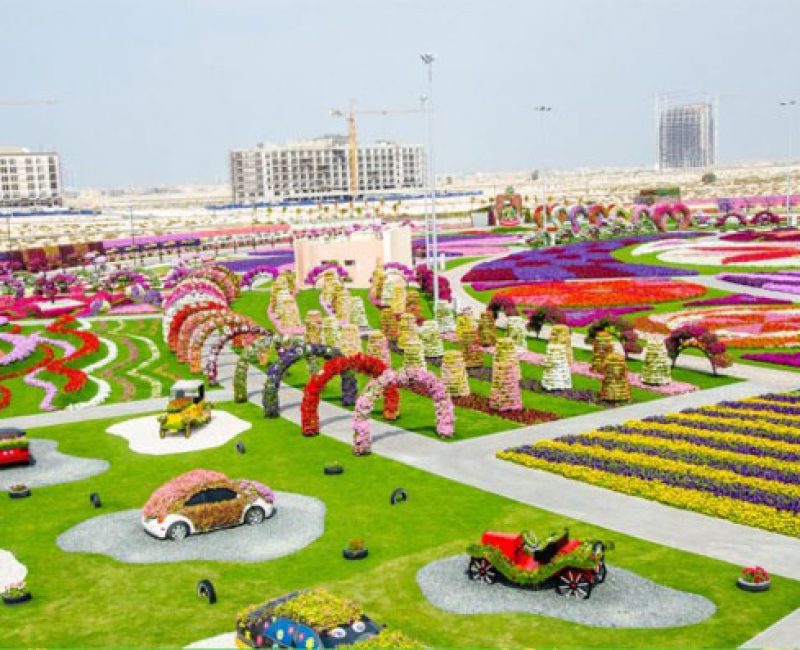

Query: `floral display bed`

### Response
(635, 305, 800, 348)
(631, 237, 800, 267)
(498, 392, 800, 536)
(718, 272, 800, 296)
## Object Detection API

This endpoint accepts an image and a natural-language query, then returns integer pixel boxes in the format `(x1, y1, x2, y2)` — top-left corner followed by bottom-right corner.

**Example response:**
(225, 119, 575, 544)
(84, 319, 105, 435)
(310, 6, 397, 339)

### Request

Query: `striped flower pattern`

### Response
(498, 393, 800, 537)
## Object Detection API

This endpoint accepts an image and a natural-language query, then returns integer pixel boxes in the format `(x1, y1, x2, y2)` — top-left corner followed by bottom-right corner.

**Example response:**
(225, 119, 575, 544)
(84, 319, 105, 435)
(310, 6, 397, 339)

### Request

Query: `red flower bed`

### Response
(450, 393, 558, 425)
(43, 315, 100, 392)
(493, 278, 706, 308)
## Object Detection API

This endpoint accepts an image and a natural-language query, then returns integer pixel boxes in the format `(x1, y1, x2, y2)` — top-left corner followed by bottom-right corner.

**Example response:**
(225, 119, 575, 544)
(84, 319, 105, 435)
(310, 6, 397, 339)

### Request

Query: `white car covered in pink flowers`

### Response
(141, 469, 276, 541)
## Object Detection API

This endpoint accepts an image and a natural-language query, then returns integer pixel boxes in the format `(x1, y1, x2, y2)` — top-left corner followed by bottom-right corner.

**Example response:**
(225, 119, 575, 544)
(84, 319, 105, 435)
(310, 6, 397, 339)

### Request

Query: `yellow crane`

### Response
(331, 101, 423, 197)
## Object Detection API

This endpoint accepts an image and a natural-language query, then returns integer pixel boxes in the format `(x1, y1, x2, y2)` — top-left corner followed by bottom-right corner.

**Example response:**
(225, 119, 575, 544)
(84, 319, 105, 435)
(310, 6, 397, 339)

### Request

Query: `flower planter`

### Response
(324, 464, 344, 475)
(342, 548, 368, 560)
(737, 578, 771, 592)
(8, 487, 31, 499)
(2, 592, 31, 605)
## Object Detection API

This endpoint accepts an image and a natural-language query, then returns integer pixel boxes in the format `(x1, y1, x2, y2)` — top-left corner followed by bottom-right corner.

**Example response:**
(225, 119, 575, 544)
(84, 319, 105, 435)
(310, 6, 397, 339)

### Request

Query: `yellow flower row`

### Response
(496, 450, 800, 538)
(622, 419, 799, 458)
(582, 430, 800, 476)
(665, 412, 800, 441)
(535, 439, 800, 500)
(700, 405, 800, 425)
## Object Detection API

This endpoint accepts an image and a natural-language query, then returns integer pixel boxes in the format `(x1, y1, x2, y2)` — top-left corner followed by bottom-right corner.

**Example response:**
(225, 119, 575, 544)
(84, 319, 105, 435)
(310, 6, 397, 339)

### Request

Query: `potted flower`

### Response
(324, 461, 344, 475)
(8, 484, 30, 499)
(343, 538, 368, 560)
(2, 581, 31, 605)
(737, 566, 771, 592)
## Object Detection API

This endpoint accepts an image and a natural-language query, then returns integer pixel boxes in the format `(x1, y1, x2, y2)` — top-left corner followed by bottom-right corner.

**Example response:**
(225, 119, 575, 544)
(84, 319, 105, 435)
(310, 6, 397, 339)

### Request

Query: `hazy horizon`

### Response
(3, 0, 799, 188)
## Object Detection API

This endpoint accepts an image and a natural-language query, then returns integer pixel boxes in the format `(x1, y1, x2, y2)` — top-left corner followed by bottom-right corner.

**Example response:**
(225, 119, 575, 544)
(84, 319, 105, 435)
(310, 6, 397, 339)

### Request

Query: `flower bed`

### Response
(555, 306, 653, 327)
(632, 237, 800, 267)
(718, 272, 800, 296)
(741, 351, 800, 369)
(463, 235, 701, 287)
(493, 278, 705, 309)
(497, 392, 800, 537)
(636, 306, 800, 348)
(683, 294, 791, 308)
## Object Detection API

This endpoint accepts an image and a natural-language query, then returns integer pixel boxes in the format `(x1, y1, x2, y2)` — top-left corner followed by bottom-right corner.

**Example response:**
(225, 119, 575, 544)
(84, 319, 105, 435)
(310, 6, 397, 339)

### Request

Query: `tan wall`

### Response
(293, 226, 412, 288)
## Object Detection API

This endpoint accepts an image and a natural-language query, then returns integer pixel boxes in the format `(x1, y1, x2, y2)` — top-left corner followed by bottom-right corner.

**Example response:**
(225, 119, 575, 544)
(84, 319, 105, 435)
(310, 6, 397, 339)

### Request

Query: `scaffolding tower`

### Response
(656, 94, 717, 170)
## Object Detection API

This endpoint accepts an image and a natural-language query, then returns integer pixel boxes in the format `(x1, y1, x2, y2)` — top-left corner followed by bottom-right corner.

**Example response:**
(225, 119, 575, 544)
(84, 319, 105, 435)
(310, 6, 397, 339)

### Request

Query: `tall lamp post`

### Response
(421, 52, 438, 305)
(780, 100, 798, 227)
(532, 105, 553, 222)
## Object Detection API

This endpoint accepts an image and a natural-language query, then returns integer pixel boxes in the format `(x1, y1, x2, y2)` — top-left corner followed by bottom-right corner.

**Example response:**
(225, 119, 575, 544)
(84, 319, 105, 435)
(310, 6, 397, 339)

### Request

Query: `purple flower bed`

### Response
(683, 293, 791, 307)
(719, 272, 800, 296)
(548, 306, 653, 327)
(222, 253, 294, 273)
(463, 235, 701, 286)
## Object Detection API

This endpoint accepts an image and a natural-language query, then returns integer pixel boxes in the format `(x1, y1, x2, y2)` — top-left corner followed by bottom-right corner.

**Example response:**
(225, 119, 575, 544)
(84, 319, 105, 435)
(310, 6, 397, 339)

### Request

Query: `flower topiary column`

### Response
(322, 316, 341, 348)
(489, 337, 522, 411)
(541, 343, 572, 391)
(461, 328, 485, 368)
(340, 324, 362, 357)
(549, 324, 573, 363)
(380, 308, 399, 343)
(599, 352, 631, 402)
(402, 334, 426, 371)
(478, 310, 497, 347)
(269, 275, 288, 312)
(507, 316, 528, 353)
(305, 310, 323, 345)
(332, 284, 351, 322)
(419, 319, 444, 358)
(348, 296, 369, 329)
(320, 269, 339, 305)
(397, 312, 418, 351)
(435, 300, 456, 333)
(366, 331, 391, 366)
(277, 291, 301, 329)
(642, 339, 672, 385)
(380, 272, 400, 307)
(456, 310, 476, 344)
(405, 288, 424, 322)
(369, 267, 385, 305)
(280, 269, 296, 294)
(442, 350, 470, 397)
(390, 283, 407, 316)
(591, 331, 614, 373)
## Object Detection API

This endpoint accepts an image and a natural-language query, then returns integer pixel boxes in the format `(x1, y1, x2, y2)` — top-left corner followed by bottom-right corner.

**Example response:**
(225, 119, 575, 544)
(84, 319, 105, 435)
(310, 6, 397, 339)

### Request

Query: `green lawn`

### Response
(1, 401, 798, 648)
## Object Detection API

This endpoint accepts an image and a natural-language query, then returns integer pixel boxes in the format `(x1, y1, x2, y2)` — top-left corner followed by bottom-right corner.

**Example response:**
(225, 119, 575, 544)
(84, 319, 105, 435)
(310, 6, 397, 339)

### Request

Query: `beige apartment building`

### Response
(0, 147, 62, 208)
(230, 135, 426, 203)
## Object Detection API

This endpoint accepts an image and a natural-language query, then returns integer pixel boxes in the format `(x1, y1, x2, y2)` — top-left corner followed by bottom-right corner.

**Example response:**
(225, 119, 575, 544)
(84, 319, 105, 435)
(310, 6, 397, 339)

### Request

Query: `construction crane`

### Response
(330, 100, 423, 197)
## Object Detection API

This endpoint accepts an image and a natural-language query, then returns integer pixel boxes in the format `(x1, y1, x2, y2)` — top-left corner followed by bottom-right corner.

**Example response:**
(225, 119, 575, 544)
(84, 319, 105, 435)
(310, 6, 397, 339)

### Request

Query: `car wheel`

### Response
(245, 506, 265, 525)
(167, 521, 190, 541)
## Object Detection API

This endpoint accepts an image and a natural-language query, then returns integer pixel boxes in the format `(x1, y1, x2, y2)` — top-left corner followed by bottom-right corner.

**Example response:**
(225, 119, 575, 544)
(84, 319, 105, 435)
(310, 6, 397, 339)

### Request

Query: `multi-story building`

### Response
(0, 147, 62, 208)
(230, 135, 426, 203)
(658, 100, 716, 170)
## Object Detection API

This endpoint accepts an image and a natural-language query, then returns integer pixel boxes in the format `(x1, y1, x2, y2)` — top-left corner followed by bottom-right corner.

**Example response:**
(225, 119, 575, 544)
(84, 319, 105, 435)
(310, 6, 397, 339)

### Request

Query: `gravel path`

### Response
(417, 554, 716, 628)
(56, 492, 325, 564)
(0, 439, 109, 491)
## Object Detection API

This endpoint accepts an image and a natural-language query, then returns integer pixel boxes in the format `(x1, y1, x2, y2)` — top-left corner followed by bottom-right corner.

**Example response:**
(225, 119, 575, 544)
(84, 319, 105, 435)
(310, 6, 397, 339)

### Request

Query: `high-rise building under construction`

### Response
(658, 98, 716, 170)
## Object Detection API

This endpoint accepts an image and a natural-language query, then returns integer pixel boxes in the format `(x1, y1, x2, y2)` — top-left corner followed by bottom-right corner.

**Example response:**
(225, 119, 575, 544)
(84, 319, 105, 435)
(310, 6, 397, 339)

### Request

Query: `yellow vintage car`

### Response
(158, 380, 212, 439)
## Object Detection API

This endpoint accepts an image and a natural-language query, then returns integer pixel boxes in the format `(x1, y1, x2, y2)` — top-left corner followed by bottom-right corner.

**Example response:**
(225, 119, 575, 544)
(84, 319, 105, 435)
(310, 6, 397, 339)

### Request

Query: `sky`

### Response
(2, 0, 799, 188)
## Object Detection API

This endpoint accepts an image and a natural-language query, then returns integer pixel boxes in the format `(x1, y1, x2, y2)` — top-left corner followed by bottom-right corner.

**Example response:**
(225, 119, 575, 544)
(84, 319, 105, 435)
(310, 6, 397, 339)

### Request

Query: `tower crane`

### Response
(330, 100, 423, 197)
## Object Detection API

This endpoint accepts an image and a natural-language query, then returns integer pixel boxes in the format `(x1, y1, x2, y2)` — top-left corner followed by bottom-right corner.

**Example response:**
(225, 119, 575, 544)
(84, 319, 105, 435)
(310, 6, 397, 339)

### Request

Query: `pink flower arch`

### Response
(352, 367, 454, 455)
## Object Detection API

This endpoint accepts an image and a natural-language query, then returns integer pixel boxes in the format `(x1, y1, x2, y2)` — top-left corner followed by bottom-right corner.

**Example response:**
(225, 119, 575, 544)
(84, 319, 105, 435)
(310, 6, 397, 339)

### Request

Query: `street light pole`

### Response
(780, 100, 798, 227)
(419, 95, 431, 267)
(421, 52, 438, 305)
(533, 106, 553, 224)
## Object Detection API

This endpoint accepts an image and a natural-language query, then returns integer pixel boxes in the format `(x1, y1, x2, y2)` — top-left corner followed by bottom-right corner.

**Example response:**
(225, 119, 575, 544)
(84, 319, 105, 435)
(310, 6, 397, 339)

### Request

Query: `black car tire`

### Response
(245, 506, 265, 525)
(167, 521, 190, 541)
(390, 488, 408, 505)
(197, 579, 217, 604)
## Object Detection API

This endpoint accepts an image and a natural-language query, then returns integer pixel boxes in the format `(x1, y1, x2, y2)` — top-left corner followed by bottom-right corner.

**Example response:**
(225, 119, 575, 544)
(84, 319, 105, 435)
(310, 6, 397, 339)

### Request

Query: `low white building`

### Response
(0, 146, 62, 208)
(230, 135, 426, 203)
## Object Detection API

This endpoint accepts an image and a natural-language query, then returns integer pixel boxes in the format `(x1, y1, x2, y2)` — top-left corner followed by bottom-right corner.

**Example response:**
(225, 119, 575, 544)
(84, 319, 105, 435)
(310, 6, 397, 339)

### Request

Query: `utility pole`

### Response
(780, 100, 798, 227)
(421, 52, 438, 305)
(533, 106, 553, 222)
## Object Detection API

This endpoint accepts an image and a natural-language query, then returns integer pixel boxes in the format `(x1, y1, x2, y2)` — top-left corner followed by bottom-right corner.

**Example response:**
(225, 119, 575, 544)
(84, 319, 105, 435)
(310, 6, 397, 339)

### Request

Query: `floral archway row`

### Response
(305, 263, 351, 286)
(171, 306, 226, 359)
(665, 325, 731, 376)
(163, 279, 228, 311)
(184, 264, 241, 303)
(262, 342, 347, 417)
(300, 353, 399, 436)
(242, 265, 280, 289)
(651, 202, 692, 231)
(751, 210, 780, 225)
(0, 275, 25, 299)
(187, 312, 259, 372)
(352, 367, 453, 455)
(205, 324, 270, 384)
(383, 262, 415, 283)
(716, 212, 747, 227)
(101, 269, 152, 292)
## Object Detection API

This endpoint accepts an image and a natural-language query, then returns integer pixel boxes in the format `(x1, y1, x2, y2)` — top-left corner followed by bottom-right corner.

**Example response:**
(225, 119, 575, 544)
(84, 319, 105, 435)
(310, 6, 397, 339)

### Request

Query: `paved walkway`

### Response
(740, 608, 800, 648)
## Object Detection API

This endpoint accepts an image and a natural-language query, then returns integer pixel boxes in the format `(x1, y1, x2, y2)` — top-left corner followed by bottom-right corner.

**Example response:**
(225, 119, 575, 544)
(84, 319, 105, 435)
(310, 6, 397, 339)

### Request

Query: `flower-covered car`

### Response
(158, 380, 212, 438)
(236, 590, 421, 649)
(141, 469, 275, 541)
(0, 428, 31, 467)
(467, 528, 608, 599)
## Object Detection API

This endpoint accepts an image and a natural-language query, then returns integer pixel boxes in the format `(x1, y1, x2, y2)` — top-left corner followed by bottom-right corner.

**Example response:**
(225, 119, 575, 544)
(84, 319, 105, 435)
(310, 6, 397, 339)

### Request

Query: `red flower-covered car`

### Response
(467, 528, 608, 599)
(0, 428, 31, 467)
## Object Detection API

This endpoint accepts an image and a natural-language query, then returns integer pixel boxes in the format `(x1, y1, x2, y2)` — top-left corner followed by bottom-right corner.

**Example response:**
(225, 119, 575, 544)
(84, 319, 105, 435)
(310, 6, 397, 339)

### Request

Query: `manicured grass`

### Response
(1, 401, 798, 648)
(443, 256, 483, 271)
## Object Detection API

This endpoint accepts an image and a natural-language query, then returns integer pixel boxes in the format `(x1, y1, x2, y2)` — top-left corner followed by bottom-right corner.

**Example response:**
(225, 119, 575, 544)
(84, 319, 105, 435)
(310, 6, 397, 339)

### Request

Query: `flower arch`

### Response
(587, 203, 608, 226)
(262, 342, 349, 417)
(233, 335, 278, 402)
(300, 353, 400, 436)
(186, 265, 240, 302)
(241, 265, 280, 289)
(652, 203, 692, 231)
(567, 204, 587, 233)
(585, 315, 643, 359)
(665, 324, 731, 375)
(750, 210, 780, 225)
(0, 276, 25, 300)
(716, 212, 747, 227)
(631, 205, 652, 226)
(352, 367, 454, 455)
(164, 279, 228, 311)
(166, 301, 226, 350)
(187, 312, 258, 373)
(305, 263, 351, 286)
(205, 324, 271, 384)
(550, 204, 569, 226)
(383, 262, 415, 283)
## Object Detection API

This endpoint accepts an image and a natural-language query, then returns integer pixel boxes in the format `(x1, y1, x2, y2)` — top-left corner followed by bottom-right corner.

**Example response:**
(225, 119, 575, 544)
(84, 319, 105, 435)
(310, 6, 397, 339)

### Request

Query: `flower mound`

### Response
(498, 392, 800, 537)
